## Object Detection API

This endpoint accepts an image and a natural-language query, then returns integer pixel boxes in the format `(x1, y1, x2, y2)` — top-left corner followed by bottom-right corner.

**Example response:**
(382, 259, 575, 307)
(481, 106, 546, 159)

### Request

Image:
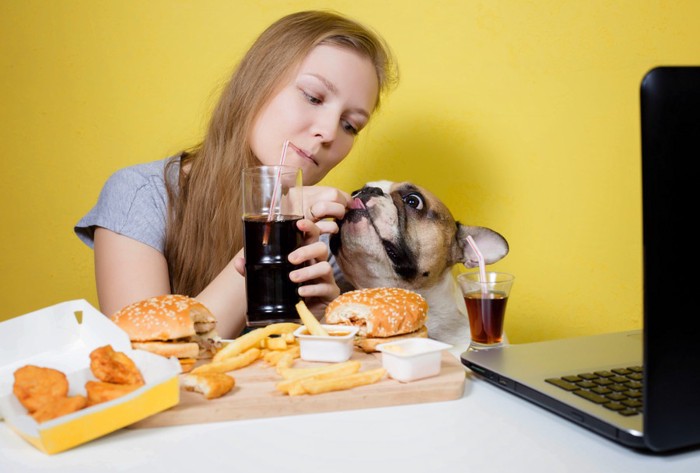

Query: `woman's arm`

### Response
(94, 228, 248, 338)
(94, 228, 171, 316)
(93, 185, 350, 336)
(194, 252, 247, 338)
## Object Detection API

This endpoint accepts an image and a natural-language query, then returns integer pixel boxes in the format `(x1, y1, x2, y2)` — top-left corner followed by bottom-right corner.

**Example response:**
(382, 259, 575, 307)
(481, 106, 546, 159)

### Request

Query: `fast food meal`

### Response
(90, 344, 145, 385)
(13, 365, 70, 413)
(295, 300, 329, 336)
(85, 381, 141, 407)
(110, 294, 221, 372)
(181, 373, 235, 399)
(275, 361, 386, 396)
(191, 317, 386, 397)
(12, 345, 145, 422)
(323, 287, 429, 352)
(191, 347, 261, 374)
(31, 395, 88, 423)
(298, 368, 386, 395)
(262, 344, 300, 366)
(213, 322, 299, 362)
(276, 360, 361, 395)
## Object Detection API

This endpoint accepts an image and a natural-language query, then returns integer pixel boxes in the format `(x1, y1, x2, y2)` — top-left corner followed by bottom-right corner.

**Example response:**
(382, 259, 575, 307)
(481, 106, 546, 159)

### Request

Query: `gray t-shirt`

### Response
(75, 157, 348, 288)
(75, 157, 177, 251)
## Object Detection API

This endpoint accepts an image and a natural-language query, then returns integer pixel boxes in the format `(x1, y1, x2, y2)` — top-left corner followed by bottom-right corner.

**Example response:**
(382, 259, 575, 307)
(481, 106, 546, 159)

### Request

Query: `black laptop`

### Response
(461, 66, 700, 453)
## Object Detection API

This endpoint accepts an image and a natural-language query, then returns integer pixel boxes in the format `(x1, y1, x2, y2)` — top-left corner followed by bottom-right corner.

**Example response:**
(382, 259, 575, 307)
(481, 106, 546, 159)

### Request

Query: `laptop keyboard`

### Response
(545, 366, 644, 416)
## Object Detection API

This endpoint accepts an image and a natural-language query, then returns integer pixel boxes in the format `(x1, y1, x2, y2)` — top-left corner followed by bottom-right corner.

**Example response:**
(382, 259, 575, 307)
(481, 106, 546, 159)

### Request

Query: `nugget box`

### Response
(0, 299, 181, 454)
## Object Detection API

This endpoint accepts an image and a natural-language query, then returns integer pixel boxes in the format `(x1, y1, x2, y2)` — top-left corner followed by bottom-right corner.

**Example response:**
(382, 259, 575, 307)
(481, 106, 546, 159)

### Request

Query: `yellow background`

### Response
(2, 1, 698, 343)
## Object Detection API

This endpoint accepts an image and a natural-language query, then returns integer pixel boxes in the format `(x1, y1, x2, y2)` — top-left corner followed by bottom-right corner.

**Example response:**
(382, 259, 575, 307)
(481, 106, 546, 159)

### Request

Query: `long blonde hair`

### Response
(164, 10, 398, 296)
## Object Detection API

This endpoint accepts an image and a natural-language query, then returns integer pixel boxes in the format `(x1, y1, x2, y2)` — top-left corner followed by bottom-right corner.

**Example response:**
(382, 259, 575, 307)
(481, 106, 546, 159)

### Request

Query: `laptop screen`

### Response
(641, 66, 700, 452)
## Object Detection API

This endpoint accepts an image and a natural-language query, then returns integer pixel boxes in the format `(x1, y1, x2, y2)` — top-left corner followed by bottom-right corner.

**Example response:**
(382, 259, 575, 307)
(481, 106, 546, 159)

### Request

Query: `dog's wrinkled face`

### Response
(330, 180, 509, 291)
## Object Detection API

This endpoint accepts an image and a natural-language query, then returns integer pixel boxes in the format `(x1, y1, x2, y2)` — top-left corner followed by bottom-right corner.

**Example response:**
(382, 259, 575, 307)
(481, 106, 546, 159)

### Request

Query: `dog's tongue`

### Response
(350, 197, 366, 210)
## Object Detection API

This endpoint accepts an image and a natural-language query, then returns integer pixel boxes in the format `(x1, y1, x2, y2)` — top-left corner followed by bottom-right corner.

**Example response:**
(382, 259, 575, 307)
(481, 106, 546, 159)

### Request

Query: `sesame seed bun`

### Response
(110, 295, 221, 366)
(323, 287, 428, 352)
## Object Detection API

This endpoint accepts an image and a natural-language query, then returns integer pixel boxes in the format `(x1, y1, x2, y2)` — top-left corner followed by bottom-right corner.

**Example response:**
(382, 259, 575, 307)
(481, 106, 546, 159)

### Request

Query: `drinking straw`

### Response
(466, 235, 488, 295)
(267, 140, 290, 222)
(262, 140, 290, 245)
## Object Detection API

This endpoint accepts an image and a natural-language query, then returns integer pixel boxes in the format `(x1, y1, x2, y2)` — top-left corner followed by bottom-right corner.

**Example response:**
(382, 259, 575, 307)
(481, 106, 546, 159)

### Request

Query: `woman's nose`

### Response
(312, 110, 339, 143)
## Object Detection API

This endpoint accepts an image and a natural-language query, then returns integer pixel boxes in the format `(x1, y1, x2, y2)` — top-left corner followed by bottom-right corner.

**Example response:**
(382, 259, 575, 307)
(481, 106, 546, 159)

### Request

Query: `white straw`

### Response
(466, 235, 488, 294)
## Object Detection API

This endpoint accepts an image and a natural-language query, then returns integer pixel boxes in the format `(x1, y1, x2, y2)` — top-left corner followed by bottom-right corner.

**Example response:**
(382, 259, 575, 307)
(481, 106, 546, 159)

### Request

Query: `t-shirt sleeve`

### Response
(74, 166, 168, 252)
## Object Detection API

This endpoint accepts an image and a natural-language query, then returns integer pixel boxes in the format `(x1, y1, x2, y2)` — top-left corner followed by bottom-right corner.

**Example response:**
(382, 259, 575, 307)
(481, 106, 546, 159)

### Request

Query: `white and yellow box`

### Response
(0, 299, 181, 454)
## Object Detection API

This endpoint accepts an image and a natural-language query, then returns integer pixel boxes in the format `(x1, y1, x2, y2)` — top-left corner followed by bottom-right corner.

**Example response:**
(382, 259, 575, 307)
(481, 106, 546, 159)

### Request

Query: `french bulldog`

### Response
(329, 180, 509, 347)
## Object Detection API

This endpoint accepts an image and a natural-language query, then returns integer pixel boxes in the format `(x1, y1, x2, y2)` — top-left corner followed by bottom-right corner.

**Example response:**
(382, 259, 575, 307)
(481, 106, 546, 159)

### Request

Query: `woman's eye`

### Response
(342, 120, 359, 135)
(303, 91, 322, 105)
(403, 193, 424, 210)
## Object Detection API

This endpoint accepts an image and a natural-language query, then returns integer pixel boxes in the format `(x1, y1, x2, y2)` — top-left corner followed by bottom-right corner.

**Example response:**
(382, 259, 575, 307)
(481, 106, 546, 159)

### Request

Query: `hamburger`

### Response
(323, 287, 429, 353)
(109, 294, 221, 373)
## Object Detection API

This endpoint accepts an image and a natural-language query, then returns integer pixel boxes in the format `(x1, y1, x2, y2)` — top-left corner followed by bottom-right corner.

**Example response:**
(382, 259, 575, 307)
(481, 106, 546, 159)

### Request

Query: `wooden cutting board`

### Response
(130, 349, 466, 428)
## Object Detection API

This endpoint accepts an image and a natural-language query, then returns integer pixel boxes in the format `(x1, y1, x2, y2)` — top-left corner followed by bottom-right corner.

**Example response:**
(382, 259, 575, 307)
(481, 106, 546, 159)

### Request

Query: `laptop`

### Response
(461, 66, 700, 453)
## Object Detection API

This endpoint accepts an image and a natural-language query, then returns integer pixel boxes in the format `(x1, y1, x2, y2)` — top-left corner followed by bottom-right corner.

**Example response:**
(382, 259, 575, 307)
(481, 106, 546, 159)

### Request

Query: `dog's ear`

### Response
(454, 224, 509, 268)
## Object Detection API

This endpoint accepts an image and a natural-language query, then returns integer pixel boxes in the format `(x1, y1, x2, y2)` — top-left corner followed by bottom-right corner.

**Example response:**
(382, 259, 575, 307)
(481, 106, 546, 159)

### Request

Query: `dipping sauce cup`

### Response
(294, 325, 360, 362)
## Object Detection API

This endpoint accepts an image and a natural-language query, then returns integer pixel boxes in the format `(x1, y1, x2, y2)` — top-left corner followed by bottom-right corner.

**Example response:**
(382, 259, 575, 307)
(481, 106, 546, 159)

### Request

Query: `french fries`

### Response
(213, 322, 300, 362)
(276, 361, 361, 395)
(265, 336, 288, 351)
(275, 352, 296, 373)
(192, 348, 261, 374)
(277, 360, 359, 380)
(296, 301, 328, 336)
(299, 368, 386, 395)
(263, 345, 300, 366)
(196, 317, 386, 397)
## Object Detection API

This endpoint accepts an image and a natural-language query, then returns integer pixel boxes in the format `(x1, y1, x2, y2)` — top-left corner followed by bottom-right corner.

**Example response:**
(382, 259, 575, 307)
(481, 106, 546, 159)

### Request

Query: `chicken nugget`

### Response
(180, 373, 235, 400)
(31, 395, 87, 423)
(85, 380, 142, 406)
(89, 345, 145, 385)
(13, 365, 69, 413)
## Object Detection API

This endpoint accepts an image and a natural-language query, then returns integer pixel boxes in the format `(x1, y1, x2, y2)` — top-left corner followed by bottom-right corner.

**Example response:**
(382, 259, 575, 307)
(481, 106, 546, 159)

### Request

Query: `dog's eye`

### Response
(403, 193, 424, 210)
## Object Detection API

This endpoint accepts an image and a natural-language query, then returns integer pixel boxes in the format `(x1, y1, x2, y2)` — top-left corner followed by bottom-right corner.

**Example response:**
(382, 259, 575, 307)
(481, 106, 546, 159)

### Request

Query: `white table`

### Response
(2, 350, 699, 473)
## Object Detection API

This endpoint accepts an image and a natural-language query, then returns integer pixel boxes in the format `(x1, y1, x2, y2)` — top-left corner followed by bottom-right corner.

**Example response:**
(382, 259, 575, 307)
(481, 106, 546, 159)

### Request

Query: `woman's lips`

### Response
(288, 142, 318, 166)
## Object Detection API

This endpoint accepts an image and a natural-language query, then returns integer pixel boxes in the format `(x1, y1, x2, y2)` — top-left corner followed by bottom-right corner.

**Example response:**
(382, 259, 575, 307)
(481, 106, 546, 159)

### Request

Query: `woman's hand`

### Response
(233, 218, 340, 318)
(289, 218, 340, 316)
(233, 185, 350, 318)
(302, 186, 351, 234)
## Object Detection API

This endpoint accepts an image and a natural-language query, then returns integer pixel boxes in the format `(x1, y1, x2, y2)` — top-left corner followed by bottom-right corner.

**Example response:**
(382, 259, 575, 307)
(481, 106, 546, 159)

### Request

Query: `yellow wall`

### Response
(2, 1, 699, 343)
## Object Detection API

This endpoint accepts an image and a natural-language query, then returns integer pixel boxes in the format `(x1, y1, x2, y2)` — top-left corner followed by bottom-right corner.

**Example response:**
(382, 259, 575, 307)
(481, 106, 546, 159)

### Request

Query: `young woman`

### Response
(75, 10, 398, 338)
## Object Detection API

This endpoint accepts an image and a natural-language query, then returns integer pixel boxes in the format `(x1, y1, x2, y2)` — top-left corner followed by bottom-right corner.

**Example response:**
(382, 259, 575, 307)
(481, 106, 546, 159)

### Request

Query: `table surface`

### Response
(2, 347, 699, 473)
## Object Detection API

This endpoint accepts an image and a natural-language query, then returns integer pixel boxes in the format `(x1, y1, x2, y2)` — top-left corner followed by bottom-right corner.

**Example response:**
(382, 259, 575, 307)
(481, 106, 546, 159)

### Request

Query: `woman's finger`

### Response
(290, 259, 333, 284)
(298, 280, 340, 301)
(288, 241, 328, 267)
(315, 220, 339, 235)
(307, 201, 347, 222)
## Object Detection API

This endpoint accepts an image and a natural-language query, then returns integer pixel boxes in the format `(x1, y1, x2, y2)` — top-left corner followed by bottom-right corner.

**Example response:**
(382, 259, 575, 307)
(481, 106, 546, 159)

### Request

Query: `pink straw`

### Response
(262, 140, 290, 246)
(267, 140, 290, 222)
(466, 235, 488, 294)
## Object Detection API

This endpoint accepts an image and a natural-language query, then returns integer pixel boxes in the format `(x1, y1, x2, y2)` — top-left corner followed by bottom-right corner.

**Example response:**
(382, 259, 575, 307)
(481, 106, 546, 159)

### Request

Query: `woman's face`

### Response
(249, 44, 379, 185)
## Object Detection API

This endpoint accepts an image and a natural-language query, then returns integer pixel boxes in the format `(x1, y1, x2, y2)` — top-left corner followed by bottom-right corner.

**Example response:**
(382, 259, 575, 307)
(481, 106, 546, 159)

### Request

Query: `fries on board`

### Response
(191, 310, 386, 397)
(295, 300, 329, 336)
(213, 322, 300, 362)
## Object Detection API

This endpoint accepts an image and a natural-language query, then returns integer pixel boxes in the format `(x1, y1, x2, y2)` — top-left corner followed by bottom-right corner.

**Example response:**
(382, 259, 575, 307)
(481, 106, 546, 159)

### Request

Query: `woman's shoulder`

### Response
(100, 156, 179, 198)
(108, 157, 178, 186)
(75, 156, 180, 251)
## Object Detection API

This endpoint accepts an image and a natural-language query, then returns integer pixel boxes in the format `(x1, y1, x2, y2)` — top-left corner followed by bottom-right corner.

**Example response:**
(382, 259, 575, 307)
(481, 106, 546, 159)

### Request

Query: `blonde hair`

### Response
(165, 10, 398, 296)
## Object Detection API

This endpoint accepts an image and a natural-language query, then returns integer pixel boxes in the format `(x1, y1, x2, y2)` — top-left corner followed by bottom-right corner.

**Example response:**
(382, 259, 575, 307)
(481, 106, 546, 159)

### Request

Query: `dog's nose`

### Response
(353, 186, 384, 199)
